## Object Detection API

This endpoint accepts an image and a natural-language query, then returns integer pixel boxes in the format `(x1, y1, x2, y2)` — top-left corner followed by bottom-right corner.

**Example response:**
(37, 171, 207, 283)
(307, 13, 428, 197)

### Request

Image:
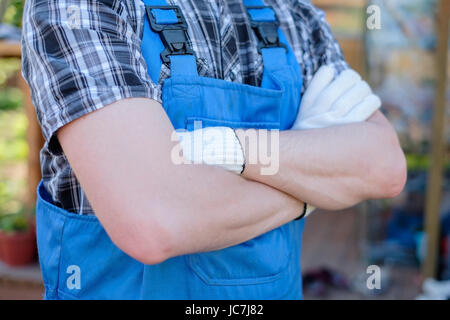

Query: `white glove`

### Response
(177, 127, 245, 175)
(292, 66, 382, 130)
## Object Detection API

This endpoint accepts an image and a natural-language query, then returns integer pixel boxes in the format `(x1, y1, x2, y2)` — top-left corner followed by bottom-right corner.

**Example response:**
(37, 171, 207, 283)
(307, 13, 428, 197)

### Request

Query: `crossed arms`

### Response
(58, 93, 406, 265)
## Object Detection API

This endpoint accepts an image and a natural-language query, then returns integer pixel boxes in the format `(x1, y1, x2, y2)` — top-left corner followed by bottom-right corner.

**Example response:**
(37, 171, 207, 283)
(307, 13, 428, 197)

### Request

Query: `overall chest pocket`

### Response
(188, 225, 292, 286)
(162, 76, 285, 131)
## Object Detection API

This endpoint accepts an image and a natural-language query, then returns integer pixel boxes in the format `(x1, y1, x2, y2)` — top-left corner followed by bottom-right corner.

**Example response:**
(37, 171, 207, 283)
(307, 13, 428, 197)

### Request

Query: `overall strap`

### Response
(243, 0, 288, 71)
(141, 0, 198, 82)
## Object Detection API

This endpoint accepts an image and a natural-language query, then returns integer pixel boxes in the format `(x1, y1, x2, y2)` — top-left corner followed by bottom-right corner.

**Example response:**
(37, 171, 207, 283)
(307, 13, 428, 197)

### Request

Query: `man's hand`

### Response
(292, 66, 382, 130)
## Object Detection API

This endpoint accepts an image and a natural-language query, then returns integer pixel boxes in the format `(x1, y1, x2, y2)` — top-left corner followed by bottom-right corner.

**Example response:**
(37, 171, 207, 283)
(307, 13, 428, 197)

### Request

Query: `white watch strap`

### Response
(304, 204, 316, 218)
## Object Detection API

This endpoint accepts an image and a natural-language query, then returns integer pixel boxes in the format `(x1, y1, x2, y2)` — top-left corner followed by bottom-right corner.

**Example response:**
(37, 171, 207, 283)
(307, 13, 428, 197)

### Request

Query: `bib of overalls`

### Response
(35, 0, 306, 300)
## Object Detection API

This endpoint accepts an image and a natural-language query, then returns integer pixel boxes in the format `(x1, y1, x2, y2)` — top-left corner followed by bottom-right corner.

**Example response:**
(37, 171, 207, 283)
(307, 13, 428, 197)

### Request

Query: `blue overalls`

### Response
(35, 0, 305, 300)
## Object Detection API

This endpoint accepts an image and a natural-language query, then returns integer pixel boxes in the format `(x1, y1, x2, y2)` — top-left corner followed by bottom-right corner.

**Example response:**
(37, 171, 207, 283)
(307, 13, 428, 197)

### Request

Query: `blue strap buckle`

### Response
(246, 6, 288, 53)
(146, 5, 195, 64)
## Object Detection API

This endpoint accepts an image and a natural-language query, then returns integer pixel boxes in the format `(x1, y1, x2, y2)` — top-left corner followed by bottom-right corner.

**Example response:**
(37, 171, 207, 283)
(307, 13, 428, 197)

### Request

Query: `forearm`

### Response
(240, 111, 407, 210)
(58, 98, 303, 264)
(149, 164, 303, 257)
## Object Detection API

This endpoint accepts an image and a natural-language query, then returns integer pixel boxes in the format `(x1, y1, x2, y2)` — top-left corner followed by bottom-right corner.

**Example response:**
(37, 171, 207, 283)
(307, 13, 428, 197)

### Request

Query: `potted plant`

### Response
(0, 209, 37, 267)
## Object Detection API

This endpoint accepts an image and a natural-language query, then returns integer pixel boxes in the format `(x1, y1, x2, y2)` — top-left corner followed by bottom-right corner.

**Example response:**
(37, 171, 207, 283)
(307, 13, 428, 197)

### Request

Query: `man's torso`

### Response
(23, 0, 346, 214)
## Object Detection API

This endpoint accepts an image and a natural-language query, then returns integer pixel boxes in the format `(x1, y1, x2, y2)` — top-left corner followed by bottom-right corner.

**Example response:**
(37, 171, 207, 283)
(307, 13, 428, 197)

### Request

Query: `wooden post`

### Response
(18, 74, 44, 210)
(422, 0, 450, 279)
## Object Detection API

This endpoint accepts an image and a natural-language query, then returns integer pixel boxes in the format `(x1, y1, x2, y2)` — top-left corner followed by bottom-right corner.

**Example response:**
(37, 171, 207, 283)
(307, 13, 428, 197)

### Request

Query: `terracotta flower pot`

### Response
(0, 228, 37, 267)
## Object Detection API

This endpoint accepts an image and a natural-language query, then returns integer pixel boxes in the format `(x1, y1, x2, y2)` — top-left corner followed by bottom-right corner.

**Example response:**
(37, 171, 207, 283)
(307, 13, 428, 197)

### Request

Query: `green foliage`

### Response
(0, 58, 21, 87)
(0, 181, 12, 211)
(2, 0, 24, 27)
(406, 153, 450, 172)
(0, 87, 23, 111)
(0, 110, 28, 218)
(0, 208, 30, 233)
(11, 0, 24, 27)
(0, 110, 28, 162)
(0, 179, 26, 215)
(406, 154, 430, 171)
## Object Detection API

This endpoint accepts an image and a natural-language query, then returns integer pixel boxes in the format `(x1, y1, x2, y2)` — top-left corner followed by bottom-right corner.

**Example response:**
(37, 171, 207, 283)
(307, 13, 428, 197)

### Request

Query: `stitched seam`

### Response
(54, 212, 67, 299)
(166, 77, 283, 97)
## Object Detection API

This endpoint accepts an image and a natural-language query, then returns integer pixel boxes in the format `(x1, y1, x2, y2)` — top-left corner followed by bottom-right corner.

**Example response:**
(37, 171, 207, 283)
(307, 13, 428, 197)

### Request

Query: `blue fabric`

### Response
(142, 0, 170, 5)
(36, 182, 144, 300)
(152, 9, 179, 25)
(141, 6, 165, 82)
(36, 0, 306, 300)
(141, 0, 196, 82)
(247, 8, 276, 22)
(170, 55, 198, 77)
(243, 0, 267, 6)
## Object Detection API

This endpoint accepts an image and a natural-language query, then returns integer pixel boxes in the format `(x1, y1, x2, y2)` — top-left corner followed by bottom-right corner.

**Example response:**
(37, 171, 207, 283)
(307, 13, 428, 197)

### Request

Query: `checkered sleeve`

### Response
(288, 0, 349, 87)
(21, 0, 159, 155)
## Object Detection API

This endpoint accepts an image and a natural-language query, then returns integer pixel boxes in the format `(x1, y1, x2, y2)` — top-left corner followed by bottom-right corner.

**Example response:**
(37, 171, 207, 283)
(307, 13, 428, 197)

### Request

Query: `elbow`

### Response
(116, 206, 178, 265)
(366, 134, 407, 200)
(380, 152, 407, 199)
(124, 222, 175, 265)
(131, 233, 175, 265)
(107, 191, 198, 265)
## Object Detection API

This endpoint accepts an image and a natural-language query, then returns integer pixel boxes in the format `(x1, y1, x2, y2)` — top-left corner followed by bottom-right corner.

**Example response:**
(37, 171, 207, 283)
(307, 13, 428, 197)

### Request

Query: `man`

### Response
(22, 0, 406, 299)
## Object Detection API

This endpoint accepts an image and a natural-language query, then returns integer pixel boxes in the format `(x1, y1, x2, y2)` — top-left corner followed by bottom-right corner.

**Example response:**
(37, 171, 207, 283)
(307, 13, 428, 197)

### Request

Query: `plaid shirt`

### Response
(22, 0, 348, 214)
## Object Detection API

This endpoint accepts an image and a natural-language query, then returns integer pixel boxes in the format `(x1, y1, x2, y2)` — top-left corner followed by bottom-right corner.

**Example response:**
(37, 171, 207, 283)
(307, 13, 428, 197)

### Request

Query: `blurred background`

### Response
(0, 0, 449, 300)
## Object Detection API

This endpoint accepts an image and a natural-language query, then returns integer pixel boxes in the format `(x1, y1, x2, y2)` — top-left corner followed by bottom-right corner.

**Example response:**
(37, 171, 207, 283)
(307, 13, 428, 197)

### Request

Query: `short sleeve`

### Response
(288, 0, 349, 88)
(21, 0, 160, 155)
